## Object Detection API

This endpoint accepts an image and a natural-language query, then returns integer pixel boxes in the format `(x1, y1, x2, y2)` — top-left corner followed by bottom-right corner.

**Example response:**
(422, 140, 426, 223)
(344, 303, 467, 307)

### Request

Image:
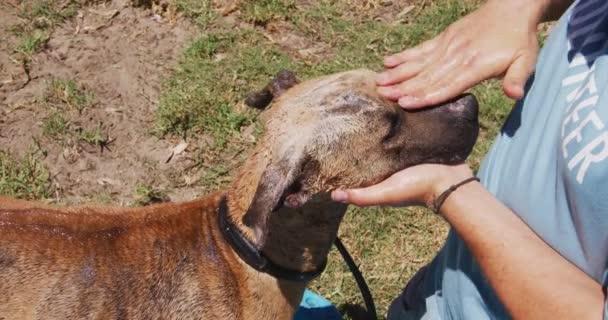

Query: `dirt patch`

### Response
(0, 0, 201, 204)
(0, 2, 28, 98)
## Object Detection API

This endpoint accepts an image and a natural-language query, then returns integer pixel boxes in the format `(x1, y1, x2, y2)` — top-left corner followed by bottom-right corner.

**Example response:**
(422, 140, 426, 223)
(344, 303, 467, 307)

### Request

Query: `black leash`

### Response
(334, 237, 377, 320)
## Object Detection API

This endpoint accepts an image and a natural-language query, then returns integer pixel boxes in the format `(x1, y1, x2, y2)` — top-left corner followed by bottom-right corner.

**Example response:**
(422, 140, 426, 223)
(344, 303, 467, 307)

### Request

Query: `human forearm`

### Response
(333, 163, 606, 318)
(440, 181, 605, 319)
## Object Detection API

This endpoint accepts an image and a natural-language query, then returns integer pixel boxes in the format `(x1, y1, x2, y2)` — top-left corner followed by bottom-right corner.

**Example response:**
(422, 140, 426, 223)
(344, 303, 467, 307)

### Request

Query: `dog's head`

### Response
(239, 69, 479, 230)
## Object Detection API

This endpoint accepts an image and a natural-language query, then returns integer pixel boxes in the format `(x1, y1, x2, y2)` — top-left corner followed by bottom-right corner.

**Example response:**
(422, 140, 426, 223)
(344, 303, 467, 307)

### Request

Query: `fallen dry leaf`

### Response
(97, 178, 120, 186)
(166, 141, 189, 163)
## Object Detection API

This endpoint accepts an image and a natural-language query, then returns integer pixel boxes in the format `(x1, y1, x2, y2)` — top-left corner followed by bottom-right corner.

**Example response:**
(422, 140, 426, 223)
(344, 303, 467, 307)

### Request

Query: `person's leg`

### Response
(294, 289, 342, 320)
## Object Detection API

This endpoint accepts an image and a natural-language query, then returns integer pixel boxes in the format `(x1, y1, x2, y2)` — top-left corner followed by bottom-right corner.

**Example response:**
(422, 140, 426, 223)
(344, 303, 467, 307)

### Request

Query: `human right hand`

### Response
(331, 163, 474, 210)
(377, 0, 549, 108)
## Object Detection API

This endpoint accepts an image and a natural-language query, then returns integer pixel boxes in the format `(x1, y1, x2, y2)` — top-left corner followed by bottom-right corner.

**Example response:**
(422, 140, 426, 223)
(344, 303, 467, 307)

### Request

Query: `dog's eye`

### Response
(383, 112, 401, 142)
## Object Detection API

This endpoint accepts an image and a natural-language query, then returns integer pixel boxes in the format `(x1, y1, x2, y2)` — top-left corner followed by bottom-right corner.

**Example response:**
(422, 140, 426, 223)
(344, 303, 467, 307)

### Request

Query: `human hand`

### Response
(331, 163, 474, 209)
(377, 0, 547, 108)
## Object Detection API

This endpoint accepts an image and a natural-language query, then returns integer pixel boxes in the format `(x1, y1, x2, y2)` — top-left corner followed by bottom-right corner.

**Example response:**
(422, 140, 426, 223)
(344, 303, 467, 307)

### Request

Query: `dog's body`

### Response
(0, 69, 479, 319)
(0, 194, 310, 319)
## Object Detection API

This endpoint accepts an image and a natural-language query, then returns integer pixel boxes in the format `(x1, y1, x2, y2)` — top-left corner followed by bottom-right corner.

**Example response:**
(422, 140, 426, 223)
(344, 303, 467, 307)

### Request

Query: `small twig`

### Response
(16, 60, 31, 90)
(184, 160, 205, 172)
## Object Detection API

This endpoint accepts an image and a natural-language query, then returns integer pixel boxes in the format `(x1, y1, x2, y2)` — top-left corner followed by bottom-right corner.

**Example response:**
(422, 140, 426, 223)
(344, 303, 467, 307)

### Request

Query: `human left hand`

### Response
(377, 0, 542, 108)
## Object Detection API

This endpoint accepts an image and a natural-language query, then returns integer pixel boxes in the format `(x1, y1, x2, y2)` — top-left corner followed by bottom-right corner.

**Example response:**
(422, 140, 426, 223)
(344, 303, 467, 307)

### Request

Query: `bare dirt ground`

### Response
(0, 0, 199, 204)
(0, 0, 418, 206)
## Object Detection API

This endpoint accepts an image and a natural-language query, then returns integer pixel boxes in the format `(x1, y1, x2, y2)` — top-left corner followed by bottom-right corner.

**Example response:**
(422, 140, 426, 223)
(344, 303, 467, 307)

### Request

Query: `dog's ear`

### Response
(245, 70, 299, 109)
(242, 153, 311, 238)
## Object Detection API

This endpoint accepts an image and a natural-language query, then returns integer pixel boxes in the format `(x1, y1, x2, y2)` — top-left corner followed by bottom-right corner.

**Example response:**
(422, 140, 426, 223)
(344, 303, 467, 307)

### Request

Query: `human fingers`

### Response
(331, 171, 424, 207)
(383, 38, 439, 68)
(502, 51, 538, 100)
(398, 62, 489, 108)
(378, 53, 467, 108)
(376, 60, 426, 87)
(377, 45, 456, 101)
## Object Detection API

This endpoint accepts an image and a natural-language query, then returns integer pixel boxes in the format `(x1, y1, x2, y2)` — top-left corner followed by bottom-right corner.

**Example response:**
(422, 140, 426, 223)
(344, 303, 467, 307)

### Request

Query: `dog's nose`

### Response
(448, 94, 478, 122)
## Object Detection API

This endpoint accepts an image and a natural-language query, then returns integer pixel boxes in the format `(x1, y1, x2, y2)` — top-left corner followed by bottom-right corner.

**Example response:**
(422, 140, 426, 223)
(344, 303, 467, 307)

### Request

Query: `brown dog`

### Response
(0, 69, 479, 319)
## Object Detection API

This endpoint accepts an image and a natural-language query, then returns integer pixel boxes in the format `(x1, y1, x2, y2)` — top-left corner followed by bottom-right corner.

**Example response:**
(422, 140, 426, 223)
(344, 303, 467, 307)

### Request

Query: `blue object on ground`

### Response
(294, 289, 342, 320)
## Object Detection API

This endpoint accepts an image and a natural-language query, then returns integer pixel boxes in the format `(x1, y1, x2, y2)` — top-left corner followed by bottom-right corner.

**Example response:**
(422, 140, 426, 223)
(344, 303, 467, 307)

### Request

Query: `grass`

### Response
(42, 116, 111, 150)
(10, 0, 80, 60)
(241, 0, 296, 25)
(15, 29, 50, 57)
(171, 0, 216, 27)
(155, 0, 481, 140)
(78, 125, 109, 147)
(40, 79, 107, 148)
(45, 78, 95, 113)
(42, 112, 69, 139)
(0, 150, 53, 200)
(133, 183, 169, 206)
(154, 29, 295, 142)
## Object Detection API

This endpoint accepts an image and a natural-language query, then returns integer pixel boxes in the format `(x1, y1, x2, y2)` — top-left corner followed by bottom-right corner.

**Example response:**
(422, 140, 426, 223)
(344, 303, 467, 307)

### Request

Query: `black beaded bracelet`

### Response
(430, 177, 480, 214)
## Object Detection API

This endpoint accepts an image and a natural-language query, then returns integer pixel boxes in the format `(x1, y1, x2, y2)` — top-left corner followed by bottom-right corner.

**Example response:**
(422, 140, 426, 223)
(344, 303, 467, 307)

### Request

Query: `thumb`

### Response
(503, 53, 537, 100)
(331, 175, 410, 207)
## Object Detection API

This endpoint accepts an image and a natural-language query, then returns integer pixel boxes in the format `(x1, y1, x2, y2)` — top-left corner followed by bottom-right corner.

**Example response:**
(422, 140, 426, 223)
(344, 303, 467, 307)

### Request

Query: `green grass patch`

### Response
(240, 0, 296, 25)
(132, 183, 169, 206)
(42, 112, 69, 139)
(19, 0, 80, 26)
(15, 29, 50, 57)
(155, 29, 299, 142)
(40, 79, 107, 147)
(0, 150, 53, 200)
(171, 0, 216, 27)
(10, 0, 80, 59)
(77, 125, 107, 147)
(199, 164, 231, 189)
(311, 205, 449, 316)
(45, 78, 95, 113)
(156, 0, 479, 141)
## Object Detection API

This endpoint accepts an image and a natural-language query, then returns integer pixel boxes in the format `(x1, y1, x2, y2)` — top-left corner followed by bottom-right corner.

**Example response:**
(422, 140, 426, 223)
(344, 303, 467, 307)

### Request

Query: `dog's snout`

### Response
(448, 94, 478, 121)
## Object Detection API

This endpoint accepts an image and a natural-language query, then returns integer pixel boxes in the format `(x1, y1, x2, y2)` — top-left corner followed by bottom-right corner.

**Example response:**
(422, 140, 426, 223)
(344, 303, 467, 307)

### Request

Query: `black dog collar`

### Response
(218, 196, 327, 282)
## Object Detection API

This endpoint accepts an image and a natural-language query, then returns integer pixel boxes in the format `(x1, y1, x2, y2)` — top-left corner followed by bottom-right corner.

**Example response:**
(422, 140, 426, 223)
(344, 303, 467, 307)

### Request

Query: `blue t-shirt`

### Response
(394, 0, 608, 318)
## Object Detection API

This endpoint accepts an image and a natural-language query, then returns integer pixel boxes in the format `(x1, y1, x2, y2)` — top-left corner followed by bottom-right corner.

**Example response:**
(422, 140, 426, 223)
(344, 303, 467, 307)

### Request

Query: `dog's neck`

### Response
(226, 150, 347, 274)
